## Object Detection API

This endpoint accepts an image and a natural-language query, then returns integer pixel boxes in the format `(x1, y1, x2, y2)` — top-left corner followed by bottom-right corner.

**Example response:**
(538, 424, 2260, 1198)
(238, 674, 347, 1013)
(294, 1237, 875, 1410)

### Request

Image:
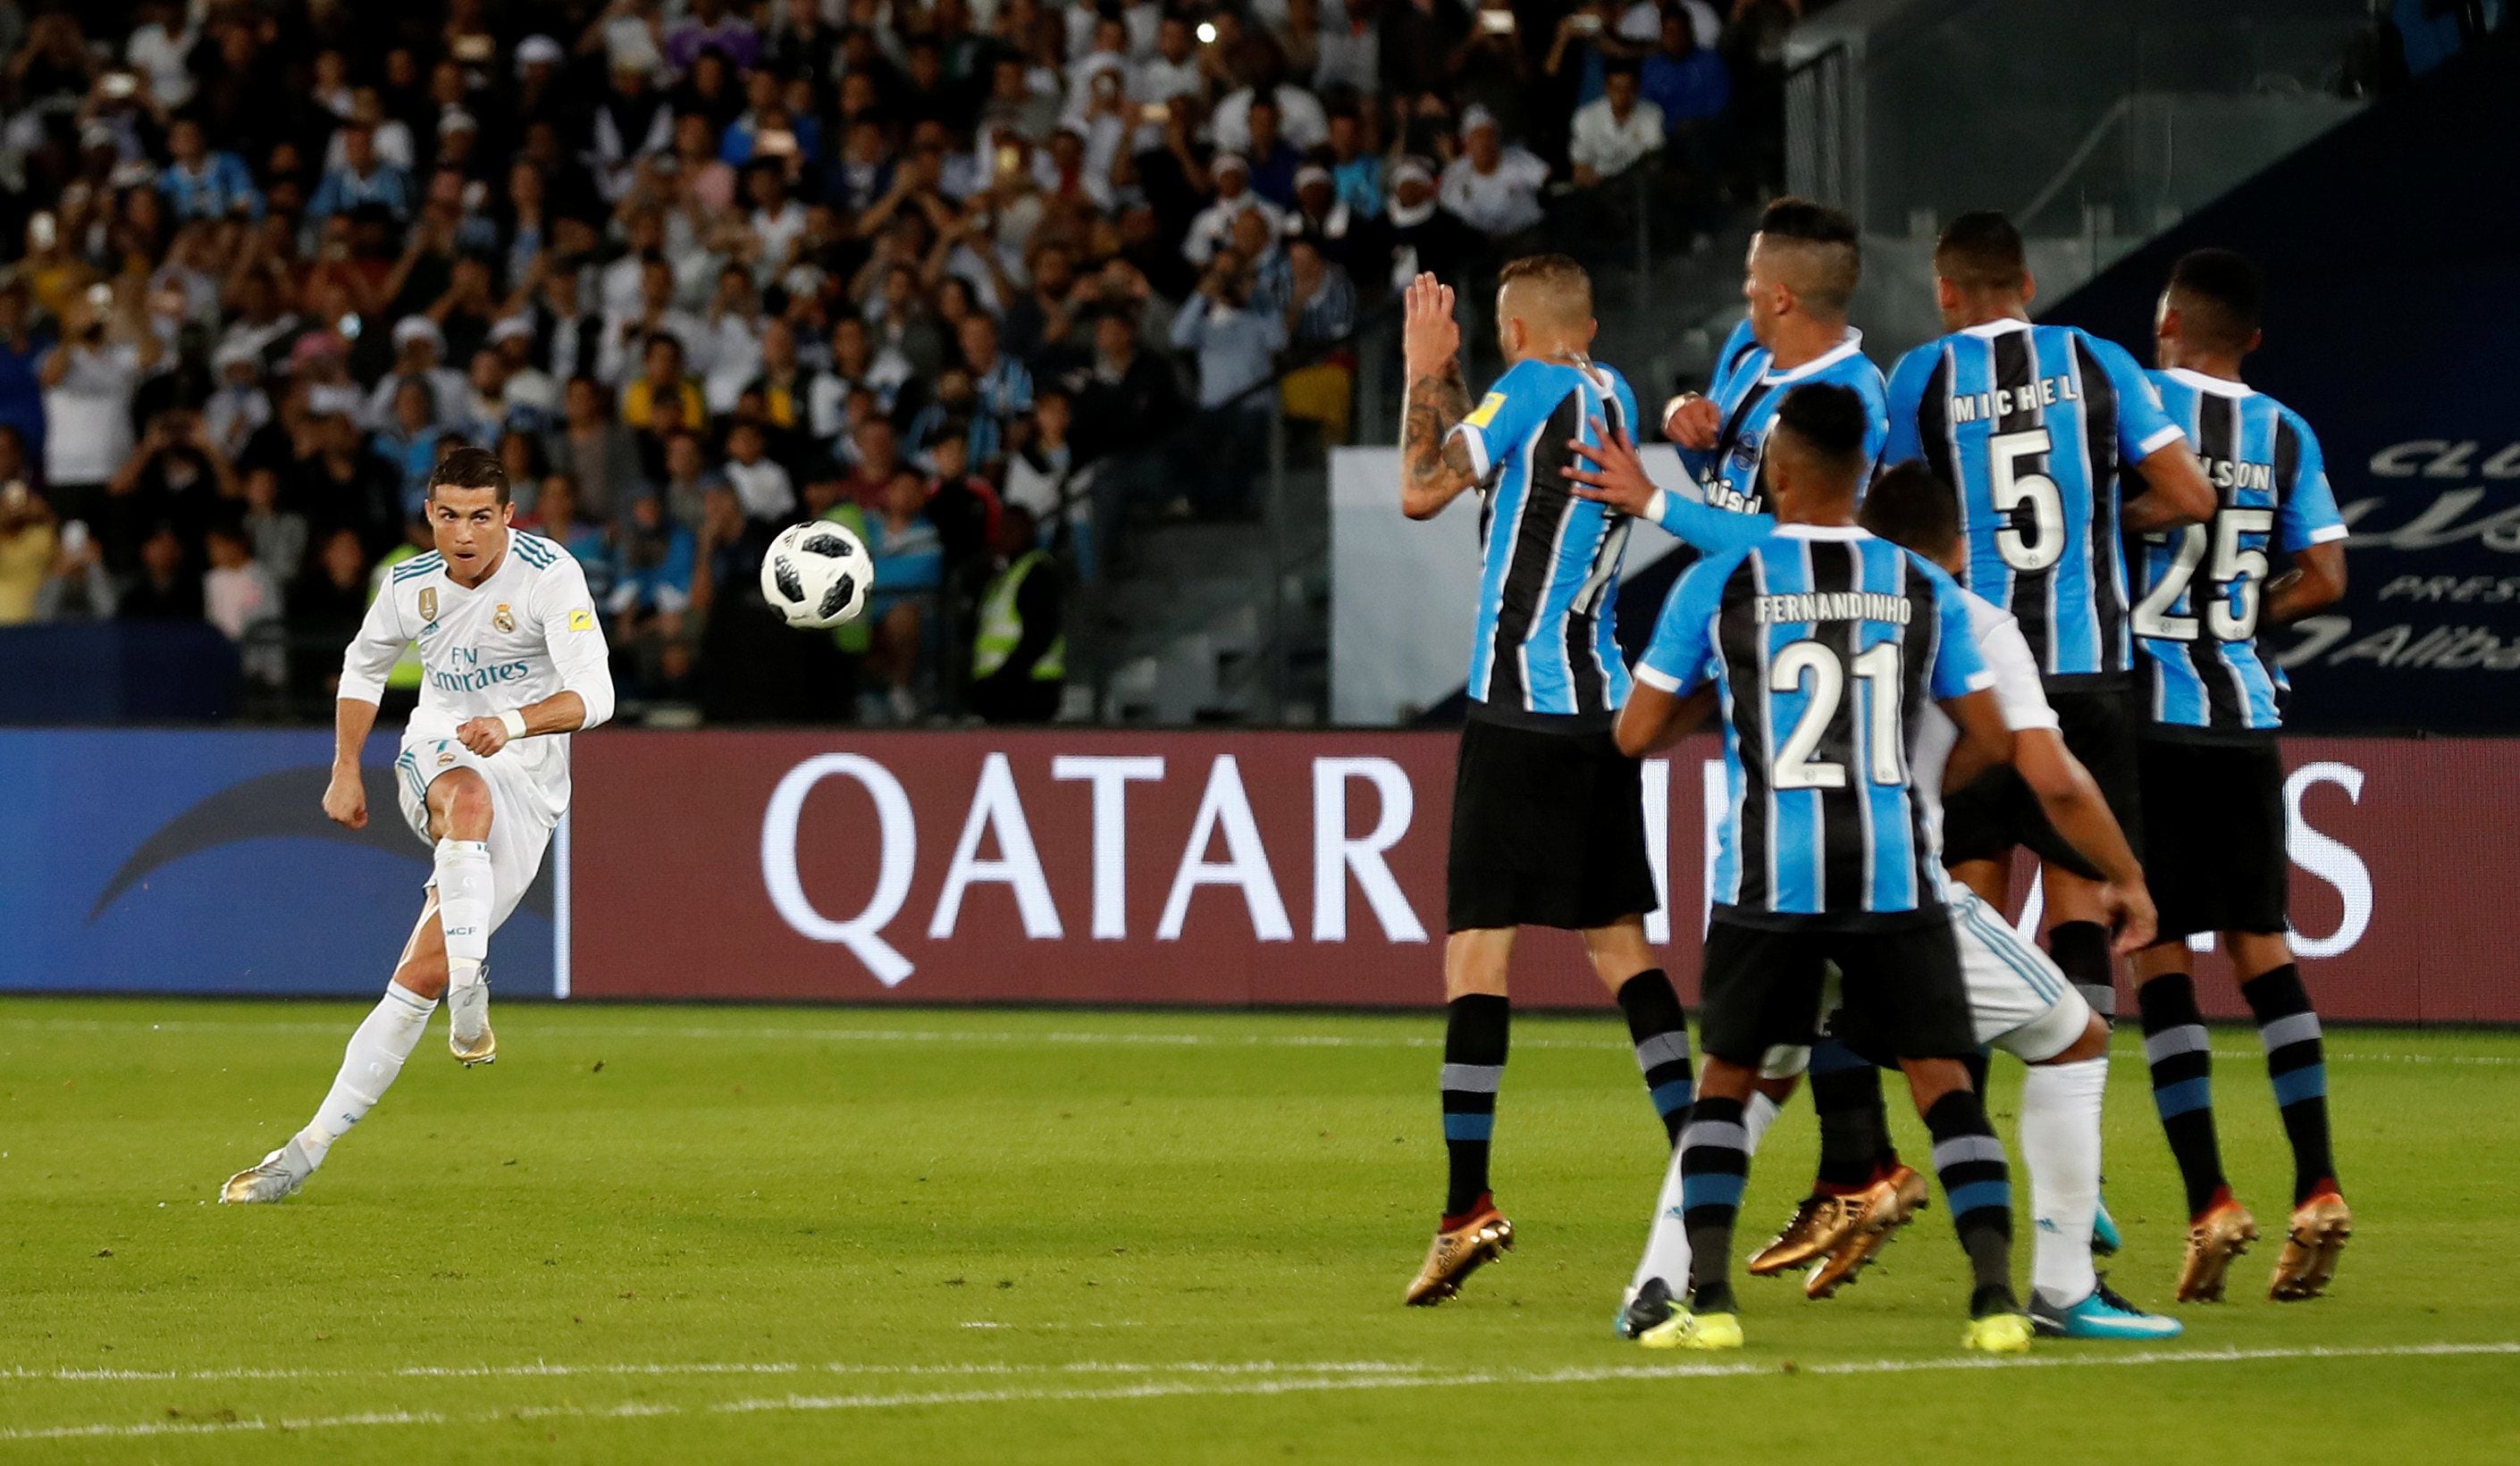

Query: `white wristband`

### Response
(498, 709, 527, 741)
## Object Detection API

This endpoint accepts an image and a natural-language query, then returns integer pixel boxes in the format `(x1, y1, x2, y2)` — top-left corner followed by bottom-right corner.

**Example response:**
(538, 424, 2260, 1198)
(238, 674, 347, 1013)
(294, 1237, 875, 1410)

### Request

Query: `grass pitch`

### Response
(4, 998, 2516, 1464)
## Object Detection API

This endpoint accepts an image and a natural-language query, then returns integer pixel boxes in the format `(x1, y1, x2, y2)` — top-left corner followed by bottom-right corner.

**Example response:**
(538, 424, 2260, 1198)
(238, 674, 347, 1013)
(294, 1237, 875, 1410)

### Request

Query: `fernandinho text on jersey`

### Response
(1755, 591, 1916, 626)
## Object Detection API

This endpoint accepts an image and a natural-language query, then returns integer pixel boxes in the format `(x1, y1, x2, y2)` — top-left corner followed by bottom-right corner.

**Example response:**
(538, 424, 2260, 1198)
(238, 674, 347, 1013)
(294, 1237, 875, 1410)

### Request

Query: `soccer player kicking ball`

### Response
(1606, 383, 2125, 1354)
(1393, 262, 1696, 1306)
(221, 448, 614, 1203)
(2130, 250, 2351, 1303)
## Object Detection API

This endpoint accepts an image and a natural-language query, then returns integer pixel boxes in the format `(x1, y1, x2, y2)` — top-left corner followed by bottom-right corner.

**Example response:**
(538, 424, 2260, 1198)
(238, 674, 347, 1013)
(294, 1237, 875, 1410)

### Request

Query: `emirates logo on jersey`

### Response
(493, 603, 516, 632)
(418, 588, 438, 621)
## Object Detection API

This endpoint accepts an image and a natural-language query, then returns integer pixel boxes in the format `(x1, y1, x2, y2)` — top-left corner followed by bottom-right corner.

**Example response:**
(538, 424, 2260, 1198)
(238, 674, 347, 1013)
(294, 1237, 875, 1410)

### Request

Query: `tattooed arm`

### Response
(1398, 273, 1482, 521)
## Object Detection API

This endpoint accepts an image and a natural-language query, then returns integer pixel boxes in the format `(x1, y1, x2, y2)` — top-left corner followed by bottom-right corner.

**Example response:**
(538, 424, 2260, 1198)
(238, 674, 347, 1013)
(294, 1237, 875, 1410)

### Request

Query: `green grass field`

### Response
(4, 999, 2516, 1463)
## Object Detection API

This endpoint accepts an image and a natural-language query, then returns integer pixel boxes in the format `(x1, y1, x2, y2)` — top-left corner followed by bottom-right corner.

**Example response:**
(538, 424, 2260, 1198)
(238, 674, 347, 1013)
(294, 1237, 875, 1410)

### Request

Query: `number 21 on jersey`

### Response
(1773, 639, 1905, 789)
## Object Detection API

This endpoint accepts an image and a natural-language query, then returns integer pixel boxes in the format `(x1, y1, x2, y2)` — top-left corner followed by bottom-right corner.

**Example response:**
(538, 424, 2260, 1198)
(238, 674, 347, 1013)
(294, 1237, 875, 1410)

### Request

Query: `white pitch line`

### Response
(4, 1016, 2513, 1066)
(2, 1359, 1436, 1387)
(2, 1342, 2513, 1445)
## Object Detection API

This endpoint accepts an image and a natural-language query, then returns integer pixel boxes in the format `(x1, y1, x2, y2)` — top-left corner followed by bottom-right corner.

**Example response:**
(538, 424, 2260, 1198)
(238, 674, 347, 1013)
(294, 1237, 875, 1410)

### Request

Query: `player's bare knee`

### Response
(394, 952, 449, 1002)
(1900, 1056, 1970, 1111)
(429, 770, 494, 841)
(2042, 1015, 2110, 1064)
(1442, 929, 1514, 1000)
(1694, 1057, 1758, 1102)
(1581, 918, 1654, 992)
(2226, 930, 2291, 980)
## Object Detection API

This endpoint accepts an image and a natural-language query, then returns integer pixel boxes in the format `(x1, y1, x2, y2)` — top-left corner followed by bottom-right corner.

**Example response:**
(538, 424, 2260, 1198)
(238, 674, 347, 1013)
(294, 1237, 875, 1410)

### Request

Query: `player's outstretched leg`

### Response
(431, 770, 500, 1067)
(2233, 940, 2350, 1301)
(2135, 961, 2257, 1301)
(221, 903, 447, 1203)
(1407, 933, 1515, 1305)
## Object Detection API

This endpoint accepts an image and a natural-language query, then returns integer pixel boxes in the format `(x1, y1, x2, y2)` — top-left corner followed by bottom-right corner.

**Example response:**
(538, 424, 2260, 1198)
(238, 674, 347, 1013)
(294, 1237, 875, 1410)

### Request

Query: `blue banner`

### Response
(0, 731, 557, 995)
(2045, 38, 2520, 733)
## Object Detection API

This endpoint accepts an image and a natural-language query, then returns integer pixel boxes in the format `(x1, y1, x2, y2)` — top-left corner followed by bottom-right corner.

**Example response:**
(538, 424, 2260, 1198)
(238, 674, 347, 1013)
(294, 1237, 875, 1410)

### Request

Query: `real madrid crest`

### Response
(493, 603, 516, 632)
(418, 587, 438, 621)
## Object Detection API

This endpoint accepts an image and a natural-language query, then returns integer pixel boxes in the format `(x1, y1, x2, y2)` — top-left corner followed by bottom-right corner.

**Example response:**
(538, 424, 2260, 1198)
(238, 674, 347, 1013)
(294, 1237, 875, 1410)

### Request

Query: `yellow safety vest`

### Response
(819, 502, 874, 655)
(973, 549, 1063, 681)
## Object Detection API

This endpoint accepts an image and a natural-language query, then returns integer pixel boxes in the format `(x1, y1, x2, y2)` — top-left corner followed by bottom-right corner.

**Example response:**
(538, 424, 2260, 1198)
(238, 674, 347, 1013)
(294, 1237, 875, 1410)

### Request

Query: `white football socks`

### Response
(1743, 1090, 1783, 1156)
(1631, 1089, 1784, 1298)
(2021, 1056, 2109, 1305)
(1632, 1135, 1693, 1298)
(433, 838, 494, 990)
(297, 984, 438, 1165)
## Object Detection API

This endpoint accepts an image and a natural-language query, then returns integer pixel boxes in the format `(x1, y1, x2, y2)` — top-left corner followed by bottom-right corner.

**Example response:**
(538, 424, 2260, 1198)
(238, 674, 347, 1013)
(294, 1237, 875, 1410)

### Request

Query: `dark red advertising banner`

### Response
(569, 731, 2512, 1022)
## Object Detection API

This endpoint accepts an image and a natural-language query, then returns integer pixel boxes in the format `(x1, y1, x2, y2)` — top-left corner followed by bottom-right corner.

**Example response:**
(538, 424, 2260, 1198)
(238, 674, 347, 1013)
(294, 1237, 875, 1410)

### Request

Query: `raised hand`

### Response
(1400, 272, 1458, 381)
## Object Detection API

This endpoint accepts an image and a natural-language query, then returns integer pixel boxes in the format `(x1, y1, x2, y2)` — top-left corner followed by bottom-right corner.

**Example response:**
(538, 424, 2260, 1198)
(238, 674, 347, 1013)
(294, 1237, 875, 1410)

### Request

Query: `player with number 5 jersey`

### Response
(1880, 212, 2215, 1033)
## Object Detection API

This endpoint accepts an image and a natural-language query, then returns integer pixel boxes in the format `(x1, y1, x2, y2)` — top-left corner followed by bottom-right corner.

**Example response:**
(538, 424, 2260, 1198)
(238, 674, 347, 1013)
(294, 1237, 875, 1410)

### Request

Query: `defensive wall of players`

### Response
(2, 728, 2504, 1022)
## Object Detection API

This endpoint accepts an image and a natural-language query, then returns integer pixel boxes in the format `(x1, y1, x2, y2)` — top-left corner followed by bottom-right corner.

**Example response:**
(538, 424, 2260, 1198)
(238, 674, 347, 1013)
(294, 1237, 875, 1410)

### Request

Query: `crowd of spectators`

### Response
(0, 0, 1802, 723)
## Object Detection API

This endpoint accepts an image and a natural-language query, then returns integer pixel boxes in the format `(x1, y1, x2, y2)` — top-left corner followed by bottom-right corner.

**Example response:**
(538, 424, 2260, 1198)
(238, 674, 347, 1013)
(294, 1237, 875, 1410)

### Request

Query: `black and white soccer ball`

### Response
(760, 521, 872, 628)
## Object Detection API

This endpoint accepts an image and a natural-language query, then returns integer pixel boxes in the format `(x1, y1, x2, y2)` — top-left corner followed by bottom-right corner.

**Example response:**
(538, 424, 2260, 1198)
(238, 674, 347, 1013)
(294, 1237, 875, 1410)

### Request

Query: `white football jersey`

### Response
(340, 531, 616, 820)
(1914, 590, 2059, 877)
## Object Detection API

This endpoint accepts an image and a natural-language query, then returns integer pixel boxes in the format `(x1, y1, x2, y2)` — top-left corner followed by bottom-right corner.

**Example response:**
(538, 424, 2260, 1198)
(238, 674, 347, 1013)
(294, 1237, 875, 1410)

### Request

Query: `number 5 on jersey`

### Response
(1989, 428, 2064, 573)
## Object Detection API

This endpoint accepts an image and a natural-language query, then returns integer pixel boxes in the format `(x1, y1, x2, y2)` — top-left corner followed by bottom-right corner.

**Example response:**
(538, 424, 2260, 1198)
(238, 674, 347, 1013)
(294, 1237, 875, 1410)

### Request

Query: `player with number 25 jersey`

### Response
(2127, 250, 2354, 1308)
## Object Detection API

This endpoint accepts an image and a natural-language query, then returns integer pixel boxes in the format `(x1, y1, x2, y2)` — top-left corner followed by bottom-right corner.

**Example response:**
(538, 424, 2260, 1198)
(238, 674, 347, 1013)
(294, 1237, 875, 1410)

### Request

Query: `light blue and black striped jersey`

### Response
(1448, 356, 1645, 730)
(1636, 524, 1994, 929)
(1684, 325, 1890, 515)
(2133, 368, 2347, 738)
(1884, 320, 2188, 683)
(1708, 315, 1765, 401)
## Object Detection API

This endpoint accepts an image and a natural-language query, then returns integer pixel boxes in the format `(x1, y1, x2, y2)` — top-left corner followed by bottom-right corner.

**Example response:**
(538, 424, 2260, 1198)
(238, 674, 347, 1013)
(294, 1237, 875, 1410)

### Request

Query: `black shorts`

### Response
(1939, 683, 2142, 876)
(1696, 916, 1978, 1064)
(1445, 717, 1656, 932)
(2138, 736, 2289, 940)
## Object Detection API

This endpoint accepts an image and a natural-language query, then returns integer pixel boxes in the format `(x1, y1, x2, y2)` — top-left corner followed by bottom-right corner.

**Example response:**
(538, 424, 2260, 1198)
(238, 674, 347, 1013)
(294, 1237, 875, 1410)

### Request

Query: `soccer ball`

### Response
(760, 521, 872, 628)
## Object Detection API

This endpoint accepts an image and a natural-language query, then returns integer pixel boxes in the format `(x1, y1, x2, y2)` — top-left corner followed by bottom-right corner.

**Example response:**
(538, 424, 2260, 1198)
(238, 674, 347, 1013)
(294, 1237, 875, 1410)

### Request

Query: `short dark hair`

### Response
(1758, 197, 1857, 250)
(1936, 211, 2027, 292)
(1859, 459, 1961, 559)
(426, 445, 511, 506)
(2166, 247, 2264, 356)
(1772, 382, 1869, 473)
(1755, 197, 1861, 313)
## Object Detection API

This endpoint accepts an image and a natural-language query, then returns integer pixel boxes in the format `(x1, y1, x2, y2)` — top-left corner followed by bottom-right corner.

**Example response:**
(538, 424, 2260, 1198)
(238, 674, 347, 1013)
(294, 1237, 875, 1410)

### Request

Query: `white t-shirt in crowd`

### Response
(41, 342, 144, 487)
(1440, 149, 1550, 236)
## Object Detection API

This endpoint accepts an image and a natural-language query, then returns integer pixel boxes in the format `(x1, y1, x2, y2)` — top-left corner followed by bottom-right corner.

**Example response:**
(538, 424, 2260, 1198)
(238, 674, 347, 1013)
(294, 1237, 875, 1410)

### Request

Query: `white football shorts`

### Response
(391, 733, 560, 936)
